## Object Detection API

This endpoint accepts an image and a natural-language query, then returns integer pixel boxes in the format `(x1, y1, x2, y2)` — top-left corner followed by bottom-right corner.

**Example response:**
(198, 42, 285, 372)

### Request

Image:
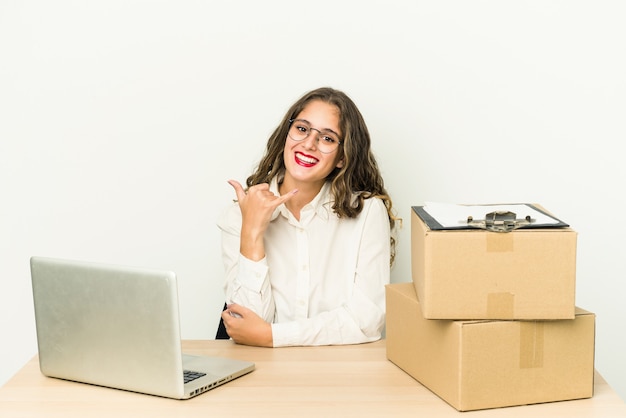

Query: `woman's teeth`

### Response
(296, 152, 318, 164)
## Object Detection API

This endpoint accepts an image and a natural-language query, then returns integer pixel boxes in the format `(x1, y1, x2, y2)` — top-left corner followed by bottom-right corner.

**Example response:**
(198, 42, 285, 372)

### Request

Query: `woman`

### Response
(218, 87, 397, 347)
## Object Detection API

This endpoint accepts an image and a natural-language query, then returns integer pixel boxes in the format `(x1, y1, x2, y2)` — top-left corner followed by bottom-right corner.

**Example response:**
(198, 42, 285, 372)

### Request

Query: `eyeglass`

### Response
(288, 119, 342, 154)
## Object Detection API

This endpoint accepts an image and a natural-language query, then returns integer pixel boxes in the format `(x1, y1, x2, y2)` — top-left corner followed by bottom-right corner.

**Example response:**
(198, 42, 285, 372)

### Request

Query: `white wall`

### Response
(2, 0, 625, 402)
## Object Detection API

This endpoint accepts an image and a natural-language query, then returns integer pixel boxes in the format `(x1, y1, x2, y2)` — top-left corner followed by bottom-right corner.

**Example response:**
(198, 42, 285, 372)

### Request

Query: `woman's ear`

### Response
(335, 158, 344, 169)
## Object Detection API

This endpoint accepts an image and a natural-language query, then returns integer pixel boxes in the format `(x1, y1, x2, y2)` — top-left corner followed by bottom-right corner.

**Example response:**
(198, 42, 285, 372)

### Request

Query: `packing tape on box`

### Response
(486, 232, 514, 252)
(519, 322, 545, 369)
(487, 292, 514, 318)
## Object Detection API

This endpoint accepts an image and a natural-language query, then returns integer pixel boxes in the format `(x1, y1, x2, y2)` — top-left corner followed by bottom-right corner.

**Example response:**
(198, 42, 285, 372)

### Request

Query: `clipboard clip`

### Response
(466, 211, 534, 233)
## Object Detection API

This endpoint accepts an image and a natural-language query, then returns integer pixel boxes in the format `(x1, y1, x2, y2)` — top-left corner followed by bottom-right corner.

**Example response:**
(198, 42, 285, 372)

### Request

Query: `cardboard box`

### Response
(386, 283, 595, 412)
(411, 206, 577, 319)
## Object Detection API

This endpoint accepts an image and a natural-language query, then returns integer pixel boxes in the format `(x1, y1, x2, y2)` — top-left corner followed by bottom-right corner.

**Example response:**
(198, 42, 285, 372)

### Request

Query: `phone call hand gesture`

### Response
(227, 180, 298, 261)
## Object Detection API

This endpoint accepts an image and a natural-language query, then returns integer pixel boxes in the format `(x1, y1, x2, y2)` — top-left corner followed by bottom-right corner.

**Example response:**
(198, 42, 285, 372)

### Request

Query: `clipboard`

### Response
(413, 203, 569, 233)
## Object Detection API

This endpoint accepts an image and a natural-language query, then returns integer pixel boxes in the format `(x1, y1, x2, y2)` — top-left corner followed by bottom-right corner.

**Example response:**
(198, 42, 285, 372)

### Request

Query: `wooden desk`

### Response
(1, 340, 625, 417)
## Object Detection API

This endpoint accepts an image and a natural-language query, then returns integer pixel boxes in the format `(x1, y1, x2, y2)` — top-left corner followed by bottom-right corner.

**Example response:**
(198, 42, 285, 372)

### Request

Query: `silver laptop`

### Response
(30, 256, 254, 399)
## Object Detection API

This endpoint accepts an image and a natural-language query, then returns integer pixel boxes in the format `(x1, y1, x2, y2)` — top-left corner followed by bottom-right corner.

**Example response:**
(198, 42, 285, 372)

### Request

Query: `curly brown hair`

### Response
(246, 87, 399, 266)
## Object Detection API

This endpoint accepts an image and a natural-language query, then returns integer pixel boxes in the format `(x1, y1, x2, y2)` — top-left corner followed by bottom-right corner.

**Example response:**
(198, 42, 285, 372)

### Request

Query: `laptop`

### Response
(30, 256, 255, 399)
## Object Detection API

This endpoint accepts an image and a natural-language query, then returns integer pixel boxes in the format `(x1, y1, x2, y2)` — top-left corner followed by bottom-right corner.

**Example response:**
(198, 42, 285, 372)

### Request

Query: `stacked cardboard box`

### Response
(386, 205, 596, 411)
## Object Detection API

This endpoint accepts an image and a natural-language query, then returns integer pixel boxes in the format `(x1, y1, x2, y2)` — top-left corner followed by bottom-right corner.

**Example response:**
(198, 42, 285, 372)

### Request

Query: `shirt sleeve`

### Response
(217, 203, 276, 322)
(271, 198, 391, 347)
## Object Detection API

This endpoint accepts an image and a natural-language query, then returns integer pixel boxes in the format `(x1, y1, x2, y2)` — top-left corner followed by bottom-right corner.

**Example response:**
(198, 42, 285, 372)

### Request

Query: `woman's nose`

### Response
(301, 131, 319, 150)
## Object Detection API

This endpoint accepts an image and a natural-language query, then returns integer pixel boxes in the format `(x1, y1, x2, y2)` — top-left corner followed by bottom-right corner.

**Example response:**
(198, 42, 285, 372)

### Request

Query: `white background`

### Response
(1, 0, 625, 402)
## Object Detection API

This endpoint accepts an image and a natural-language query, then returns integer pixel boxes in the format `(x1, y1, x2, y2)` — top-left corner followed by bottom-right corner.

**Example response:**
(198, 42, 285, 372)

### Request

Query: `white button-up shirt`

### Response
(217, 179, 391, 347)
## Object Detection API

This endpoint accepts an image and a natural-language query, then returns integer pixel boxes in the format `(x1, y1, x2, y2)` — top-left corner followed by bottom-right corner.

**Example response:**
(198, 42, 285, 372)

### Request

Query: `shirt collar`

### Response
(269, 177, 333, 222)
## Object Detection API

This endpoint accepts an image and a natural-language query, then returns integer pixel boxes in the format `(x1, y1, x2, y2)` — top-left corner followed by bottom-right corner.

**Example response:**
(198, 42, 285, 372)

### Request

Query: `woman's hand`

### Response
(228, 180, 297, 261)
(221, 303, 273, 347)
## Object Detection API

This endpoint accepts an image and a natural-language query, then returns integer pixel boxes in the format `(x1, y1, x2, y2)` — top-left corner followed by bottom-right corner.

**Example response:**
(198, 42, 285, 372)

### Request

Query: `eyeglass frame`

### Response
(287, 119, 343, 154)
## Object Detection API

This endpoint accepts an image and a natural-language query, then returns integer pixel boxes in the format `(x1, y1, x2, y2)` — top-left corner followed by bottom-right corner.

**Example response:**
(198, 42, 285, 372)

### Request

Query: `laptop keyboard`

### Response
(183, 370, 207, 384)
